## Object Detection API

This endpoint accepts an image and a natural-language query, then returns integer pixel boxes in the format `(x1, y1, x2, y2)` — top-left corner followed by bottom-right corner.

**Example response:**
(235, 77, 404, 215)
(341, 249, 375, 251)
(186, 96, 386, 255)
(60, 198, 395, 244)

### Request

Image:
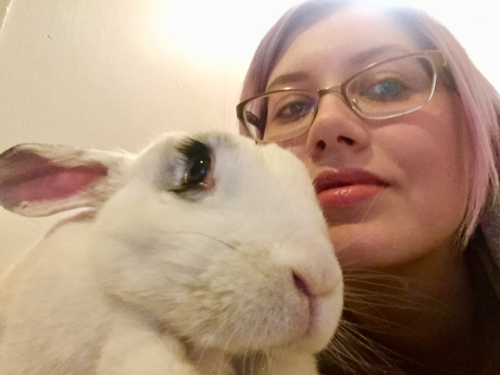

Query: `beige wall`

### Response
(0, 0, 300, 272)
(0, 0, 233, 271)
(0, 0, 499, 273)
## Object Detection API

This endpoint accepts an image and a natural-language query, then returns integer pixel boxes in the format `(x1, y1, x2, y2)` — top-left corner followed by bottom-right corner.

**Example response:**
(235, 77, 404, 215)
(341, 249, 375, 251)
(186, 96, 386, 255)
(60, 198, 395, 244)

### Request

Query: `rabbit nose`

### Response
(291, 255, 343, 298)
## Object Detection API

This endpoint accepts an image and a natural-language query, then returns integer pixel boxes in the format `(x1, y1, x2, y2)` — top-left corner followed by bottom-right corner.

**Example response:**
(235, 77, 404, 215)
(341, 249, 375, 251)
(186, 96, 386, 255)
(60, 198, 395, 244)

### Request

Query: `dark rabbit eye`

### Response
(184, 154, 211, 185)
(172, 138, 213, 196)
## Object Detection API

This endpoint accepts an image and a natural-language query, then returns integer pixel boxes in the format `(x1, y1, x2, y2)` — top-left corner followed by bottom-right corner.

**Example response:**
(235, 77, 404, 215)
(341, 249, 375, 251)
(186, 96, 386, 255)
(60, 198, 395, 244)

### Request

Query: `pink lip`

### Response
(314, 169, 389, 208)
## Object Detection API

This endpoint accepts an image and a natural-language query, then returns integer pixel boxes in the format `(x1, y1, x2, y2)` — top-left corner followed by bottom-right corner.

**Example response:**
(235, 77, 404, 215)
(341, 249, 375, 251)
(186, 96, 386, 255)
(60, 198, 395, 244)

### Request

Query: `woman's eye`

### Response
(362, 79, 406, 101)
(274, 100, 315, 121)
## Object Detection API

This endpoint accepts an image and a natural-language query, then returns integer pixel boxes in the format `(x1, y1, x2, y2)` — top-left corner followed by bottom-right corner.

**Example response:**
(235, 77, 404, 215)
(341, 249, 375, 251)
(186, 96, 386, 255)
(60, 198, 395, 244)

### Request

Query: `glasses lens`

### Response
(243, 90, 317, 142)
(346, 56, 436, 119)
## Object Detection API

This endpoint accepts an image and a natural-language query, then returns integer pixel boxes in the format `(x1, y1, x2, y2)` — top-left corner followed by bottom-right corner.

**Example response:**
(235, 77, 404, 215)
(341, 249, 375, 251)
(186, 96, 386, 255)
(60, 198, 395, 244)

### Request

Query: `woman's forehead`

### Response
(267, 7, 421, 90)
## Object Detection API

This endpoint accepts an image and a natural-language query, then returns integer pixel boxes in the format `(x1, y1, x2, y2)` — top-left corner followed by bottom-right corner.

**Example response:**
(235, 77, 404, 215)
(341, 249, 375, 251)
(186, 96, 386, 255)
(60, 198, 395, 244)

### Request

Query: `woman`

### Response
(237, 1, 500, 374)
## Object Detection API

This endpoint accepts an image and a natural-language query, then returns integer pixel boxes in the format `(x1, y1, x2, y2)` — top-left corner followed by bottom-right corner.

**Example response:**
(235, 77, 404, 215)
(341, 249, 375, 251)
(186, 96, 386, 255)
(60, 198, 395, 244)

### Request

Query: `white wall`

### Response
(0, 0, 499, 273)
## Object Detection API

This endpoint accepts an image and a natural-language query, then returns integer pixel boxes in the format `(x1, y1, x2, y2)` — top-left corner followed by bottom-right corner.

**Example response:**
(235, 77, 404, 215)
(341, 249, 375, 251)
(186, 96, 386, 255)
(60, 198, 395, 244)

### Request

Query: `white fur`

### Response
(0, 132, 343, 374)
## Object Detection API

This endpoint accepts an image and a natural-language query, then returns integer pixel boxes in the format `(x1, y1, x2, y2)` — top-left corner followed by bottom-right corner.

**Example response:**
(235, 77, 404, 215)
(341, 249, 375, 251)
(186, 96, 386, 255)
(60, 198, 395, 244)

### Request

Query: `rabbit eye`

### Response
(183, 153, 211, 185)
(171, 138, 214, 196)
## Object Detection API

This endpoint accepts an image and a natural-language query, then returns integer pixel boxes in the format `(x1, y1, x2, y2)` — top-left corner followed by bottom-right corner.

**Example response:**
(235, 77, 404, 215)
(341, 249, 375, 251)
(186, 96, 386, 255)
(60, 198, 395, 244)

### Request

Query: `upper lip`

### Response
(313, 168, 390, 194)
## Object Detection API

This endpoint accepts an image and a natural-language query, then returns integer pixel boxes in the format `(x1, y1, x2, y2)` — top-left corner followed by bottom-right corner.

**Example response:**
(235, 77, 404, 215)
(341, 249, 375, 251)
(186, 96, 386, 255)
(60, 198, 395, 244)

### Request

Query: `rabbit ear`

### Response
(0, 143, 131, 217)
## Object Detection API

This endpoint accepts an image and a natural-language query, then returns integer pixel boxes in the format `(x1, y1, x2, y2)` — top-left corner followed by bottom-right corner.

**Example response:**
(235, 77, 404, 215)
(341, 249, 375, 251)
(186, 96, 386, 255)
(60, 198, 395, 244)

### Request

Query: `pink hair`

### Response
(239, 0, 500, 246)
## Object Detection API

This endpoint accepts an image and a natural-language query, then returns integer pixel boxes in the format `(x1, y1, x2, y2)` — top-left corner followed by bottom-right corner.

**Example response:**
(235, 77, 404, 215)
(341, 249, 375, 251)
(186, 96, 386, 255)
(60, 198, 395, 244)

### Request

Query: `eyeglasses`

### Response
(237, 50, 453, 142)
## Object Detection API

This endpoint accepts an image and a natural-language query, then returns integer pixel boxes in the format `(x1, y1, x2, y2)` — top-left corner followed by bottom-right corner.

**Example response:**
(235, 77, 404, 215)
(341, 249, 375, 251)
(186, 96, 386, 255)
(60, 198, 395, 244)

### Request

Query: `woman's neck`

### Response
(321, 237, 500, 374)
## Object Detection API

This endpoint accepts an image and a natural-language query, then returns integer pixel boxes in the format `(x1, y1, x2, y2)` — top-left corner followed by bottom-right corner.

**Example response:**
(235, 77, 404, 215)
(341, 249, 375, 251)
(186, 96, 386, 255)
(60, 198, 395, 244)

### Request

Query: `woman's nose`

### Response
(305, 93, 370, 157)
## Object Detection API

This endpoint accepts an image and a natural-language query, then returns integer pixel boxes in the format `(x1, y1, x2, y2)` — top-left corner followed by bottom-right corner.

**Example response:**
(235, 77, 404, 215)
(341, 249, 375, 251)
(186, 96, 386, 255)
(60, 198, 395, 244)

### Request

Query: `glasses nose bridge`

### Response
(317, 84, 347, 103)
(316, 83, 350, 110)
(308, 84, 355, 128)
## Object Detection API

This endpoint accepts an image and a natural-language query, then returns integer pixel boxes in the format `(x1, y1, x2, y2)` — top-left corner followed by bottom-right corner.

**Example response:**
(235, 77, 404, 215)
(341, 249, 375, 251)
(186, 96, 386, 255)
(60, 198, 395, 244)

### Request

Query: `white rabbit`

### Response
(0, 131, 343, 375)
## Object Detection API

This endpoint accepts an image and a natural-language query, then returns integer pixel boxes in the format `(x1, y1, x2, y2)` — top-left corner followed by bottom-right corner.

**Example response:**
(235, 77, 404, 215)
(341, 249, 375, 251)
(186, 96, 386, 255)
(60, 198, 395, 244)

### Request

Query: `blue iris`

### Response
(366, 80, 403, 100)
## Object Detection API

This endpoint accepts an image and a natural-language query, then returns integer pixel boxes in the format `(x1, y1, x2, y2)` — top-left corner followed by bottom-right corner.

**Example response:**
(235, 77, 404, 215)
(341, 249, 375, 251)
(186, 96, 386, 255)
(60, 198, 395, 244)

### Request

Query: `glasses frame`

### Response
(237, 50, 451, 142)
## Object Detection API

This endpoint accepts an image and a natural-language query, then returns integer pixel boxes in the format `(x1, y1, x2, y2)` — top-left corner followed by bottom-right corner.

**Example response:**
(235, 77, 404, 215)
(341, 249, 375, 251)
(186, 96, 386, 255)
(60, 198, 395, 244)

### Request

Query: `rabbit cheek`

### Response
(179, 247, 311, 353)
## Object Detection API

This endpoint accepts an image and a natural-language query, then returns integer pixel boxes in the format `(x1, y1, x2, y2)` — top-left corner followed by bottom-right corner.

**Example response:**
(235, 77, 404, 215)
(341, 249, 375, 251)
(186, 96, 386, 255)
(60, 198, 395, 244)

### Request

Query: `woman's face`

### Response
(267, 8, 472, 270)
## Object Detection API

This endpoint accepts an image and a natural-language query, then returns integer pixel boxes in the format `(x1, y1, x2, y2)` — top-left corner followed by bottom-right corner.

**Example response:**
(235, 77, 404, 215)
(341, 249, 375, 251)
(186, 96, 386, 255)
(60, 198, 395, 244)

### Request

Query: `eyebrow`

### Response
(266, 72, 309, 91)
(266, 44, 412, 91)
(349, 44, 412, 66)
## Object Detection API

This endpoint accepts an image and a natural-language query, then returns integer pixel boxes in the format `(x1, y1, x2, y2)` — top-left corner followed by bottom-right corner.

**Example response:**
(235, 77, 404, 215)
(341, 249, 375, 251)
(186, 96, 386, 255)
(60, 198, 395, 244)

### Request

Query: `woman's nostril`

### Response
(338, 136, 355, 145)
(316, 140, 326, 151)
(293, 272, 310, 296)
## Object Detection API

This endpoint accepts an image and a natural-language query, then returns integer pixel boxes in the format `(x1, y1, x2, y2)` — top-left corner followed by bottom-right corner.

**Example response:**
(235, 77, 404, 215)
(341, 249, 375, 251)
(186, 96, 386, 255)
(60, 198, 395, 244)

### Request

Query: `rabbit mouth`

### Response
(305, 296, 319, 336)
(293, 272, 320, 335)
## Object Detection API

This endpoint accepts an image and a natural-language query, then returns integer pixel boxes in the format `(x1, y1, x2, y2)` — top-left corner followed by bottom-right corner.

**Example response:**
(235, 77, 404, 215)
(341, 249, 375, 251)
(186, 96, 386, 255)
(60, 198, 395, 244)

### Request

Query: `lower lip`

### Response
(316, 184, 384, 208)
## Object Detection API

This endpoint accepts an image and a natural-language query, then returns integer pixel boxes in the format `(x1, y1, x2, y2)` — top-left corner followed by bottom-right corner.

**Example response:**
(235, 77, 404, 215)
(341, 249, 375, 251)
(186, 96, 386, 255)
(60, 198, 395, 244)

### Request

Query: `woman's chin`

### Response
(327, 223, 415, 271)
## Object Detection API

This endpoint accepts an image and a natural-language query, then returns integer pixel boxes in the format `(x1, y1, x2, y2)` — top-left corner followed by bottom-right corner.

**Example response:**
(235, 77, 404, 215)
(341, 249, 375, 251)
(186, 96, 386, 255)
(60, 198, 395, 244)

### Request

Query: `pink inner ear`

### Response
(1, 165, 108, 207)
(21, 166, 107, 201)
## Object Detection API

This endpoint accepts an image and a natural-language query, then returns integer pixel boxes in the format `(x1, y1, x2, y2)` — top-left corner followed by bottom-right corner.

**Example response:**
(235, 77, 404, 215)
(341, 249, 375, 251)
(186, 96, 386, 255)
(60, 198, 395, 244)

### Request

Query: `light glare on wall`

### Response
(150, 0, 301, 65)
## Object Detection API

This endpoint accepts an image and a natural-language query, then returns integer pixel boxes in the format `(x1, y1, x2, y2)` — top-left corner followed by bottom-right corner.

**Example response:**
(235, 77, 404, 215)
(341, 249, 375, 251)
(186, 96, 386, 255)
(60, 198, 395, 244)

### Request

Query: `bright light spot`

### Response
(151, 0, 301, 67)
(149, 0, 500, 90)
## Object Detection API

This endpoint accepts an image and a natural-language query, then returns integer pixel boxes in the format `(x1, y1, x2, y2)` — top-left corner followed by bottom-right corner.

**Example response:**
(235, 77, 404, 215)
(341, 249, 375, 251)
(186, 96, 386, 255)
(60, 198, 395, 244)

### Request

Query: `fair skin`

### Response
(266, 8, 500, 374)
